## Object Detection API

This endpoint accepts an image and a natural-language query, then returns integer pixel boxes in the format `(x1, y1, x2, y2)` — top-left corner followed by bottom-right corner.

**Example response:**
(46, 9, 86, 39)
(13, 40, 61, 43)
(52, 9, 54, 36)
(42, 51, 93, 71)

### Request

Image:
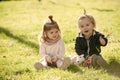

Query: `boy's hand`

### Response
(99, 36, 106, 45)
(51, 56, 58, 63)
(83, 57, 92, 66)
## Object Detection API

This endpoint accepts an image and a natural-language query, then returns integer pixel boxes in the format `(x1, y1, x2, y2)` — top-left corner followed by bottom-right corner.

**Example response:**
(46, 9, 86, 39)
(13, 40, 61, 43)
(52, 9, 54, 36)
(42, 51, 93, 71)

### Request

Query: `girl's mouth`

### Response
(53, 36, 57, 38)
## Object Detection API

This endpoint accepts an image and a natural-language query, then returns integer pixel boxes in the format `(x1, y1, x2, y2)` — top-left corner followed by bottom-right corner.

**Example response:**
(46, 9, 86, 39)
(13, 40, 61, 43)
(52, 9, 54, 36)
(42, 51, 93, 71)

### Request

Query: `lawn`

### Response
(0, 0, 120, 80)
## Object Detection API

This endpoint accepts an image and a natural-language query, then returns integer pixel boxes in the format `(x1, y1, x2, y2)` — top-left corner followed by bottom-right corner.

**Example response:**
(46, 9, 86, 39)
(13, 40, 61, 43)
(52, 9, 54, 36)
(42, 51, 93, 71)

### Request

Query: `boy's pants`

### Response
(91, 54, 108, 68)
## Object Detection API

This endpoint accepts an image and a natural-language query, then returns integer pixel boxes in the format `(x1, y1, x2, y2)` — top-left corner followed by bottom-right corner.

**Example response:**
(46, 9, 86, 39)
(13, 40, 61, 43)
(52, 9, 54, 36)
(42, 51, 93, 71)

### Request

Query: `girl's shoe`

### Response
(34, 62, 45, 70)
(60, 57, 71, 69)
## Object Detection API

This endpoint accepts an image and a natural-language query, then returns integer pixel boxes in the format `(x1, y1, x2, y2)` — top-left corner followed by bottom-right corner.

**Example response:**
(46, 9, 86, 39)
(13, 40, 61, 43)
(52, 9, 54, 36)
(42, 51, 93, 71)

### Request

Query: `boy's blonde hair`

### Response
(78, 10, 96, 28)
(40, 15, 61, 43)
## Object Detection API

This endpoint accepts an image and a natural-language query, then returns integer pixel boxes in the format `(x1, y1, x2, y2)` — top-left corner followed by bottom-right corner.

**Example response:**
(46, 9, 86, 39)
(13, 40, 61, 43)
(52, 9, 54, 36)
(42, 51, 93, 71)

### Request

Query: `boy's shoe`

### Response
(91, 54, 98, 67)
(60, 57, 71, 69)
(96, 56, 108, 68)
(34, 62, 45, 70)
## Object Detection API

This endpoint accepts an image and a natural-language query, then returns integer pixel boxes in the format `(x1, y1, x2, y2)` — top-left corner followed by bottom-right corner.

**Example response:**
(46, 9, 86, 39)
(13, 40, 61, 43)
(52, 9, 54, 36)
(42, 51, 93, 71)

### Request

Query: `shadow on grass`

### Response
(92, 8, 114, 12)
(106, 58, 120, 78)
(0, 68, 31, 80)
(14, 68, 31, 75)
(0, 27, 39, 52)
(67, 64, 83, 73)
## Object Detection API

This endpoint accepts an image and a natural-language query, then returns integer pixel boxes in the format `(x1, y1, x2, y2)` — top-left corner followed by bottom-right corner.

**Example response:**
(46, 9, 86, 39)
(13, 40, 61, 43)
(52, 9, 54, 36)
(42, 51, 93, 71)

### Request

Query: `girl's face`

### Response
(78, 18, 94, 38)
(46, 28, 59, 40)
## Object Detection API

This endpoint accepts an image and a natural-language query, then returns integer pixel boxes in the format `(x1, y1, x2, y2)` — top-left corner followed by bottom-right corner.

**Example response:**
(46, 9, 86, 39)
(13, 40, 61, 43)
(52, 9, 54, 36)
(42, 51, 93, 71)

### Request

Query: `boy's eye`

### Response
(50, 32, 53, 34)
(80, 25, 84, 28)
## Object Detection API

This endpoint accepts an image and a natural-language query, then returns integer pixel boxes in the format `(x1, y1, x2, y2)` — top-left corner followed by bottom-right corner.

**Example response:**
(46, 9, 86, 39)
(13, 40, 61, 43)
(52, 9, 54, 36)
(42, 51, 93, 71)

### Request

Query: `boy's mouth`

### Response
(84, 30, 89, 33)
(53, 36, 57, 38)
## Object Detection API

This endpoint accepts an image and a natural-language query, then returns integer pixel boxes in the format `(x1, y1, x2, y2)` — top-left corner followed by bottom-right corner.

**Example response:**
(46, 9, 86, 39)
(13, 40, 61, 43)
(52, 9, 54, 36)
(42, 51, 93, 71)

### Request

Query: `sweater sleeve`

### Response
(57, 39, 65, 59)
(39, 43, 47, 58)
(75, 37, 87, 56)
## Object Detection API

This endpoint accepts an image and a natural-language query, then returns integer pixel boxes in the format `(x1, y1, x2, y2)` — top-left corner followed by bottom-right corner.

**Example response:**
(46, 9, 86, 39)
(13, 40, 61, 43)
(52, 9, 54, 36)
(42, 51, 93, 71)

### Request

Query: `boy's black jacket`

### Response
(75, 31, 108, 58)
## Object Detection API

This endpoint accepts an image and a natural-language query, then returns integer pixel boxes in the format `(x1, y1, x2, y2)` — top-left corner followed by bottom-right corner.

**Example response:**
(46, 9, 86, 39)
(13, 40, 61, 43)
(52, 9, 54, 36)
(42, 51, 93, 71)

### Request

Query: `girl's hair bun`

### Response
(48, 15, 54, 23)
(48, 15, 53, 19)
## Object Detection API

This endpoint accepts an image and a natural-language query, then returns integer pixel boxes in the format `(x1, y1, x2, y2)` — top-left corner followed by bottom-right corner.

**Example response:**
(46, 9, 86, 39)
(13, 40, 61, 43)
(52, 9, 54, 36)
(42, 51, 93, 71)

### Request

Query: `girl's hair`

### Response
(78, 9, 96, 28)
(40, 15, 60, 43)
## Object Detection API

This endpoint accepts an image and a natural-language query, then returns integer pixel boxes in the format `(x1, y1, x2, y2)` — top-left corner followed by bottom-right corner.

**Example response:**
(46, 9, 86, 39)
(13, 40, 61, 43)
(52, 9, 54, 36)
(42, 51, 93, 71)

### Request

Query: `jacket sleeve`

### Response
(57, 39, 65, 59)
(75, 37, 87, 56)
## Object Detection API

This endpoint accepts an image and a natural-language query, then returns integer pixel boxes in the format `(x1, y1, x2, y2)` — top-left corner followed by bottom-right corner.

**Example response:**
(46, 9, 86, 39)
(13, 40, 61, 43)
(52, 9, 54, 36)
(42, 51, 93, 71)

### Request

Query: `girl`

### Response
(34, 15, 71, 70)
(75, 11, 108, 68)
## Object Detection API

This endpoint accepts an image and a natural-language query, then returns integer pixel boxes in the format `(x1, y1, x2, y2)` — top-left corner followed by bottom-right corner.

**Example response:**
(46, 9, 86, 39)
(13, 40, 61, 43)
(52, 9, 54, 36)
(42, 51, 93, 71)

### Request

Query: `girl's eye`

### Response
(55, 31, 58, 33)
(86, 24, 89, 26)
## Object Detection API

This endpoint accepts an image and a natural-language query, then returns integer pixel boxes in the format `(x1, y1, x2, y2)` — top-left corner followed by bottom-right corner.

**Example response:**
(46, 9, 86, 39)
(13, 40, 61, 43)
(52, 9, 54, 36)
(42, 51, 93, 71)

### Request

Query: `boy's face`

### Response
(46, 28, 59, 40)
(78, 18, 94, 38)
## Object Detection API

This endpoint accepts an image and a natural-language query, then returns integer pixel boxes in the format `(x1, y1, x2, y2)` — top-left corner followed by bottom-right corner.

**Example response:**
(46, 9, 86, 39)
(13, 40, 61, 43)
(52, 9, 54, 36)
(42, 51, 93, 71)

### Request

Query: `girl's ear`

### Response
(44, 32, 47, 38)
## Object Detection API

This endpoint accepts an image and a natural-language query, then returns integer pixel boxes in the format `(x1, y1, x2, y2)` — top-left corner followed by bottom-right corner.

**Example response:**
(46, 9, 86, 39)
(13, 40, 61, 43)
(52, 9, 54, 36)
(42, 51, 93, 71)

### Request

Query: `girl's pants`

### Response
(40, 57, 63, 68)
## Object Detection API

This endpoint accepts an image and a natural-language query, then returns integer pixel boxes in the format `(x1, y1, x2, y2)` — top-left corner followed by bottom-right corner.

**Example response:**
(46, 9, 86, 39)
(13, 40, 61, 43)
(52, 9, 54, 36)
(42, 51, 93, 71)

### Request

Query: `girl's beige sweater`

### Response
(40, 39, 65, 59)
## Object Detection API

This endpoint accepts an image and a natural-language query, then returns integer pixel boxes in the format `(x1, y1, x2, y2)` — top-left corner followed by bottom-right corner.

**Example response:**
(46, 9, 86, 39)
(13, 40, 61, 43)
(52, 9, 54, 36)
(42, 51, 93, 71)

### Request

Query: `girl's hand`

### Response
(51, 56, 58, 63)
(45, 56, 52, 64)
(99, 36, 106, 45)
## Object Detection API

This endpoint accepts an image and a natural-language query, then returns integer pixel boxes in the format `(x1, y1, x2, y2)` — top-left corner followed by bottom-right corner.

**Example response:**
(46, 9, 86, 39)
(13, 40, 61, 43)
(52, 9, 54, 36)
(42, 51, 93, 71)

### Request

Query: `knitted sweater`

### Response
(40, 39, 65, 59)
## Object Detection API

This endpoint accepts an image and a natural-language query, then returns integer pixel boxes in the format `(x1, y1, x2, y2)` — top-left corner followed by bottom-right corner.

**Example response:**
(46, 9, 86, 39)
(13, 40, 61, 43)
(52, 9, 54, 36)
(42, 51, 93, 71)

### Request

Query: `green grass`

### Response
(0, 0, 120, 80)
